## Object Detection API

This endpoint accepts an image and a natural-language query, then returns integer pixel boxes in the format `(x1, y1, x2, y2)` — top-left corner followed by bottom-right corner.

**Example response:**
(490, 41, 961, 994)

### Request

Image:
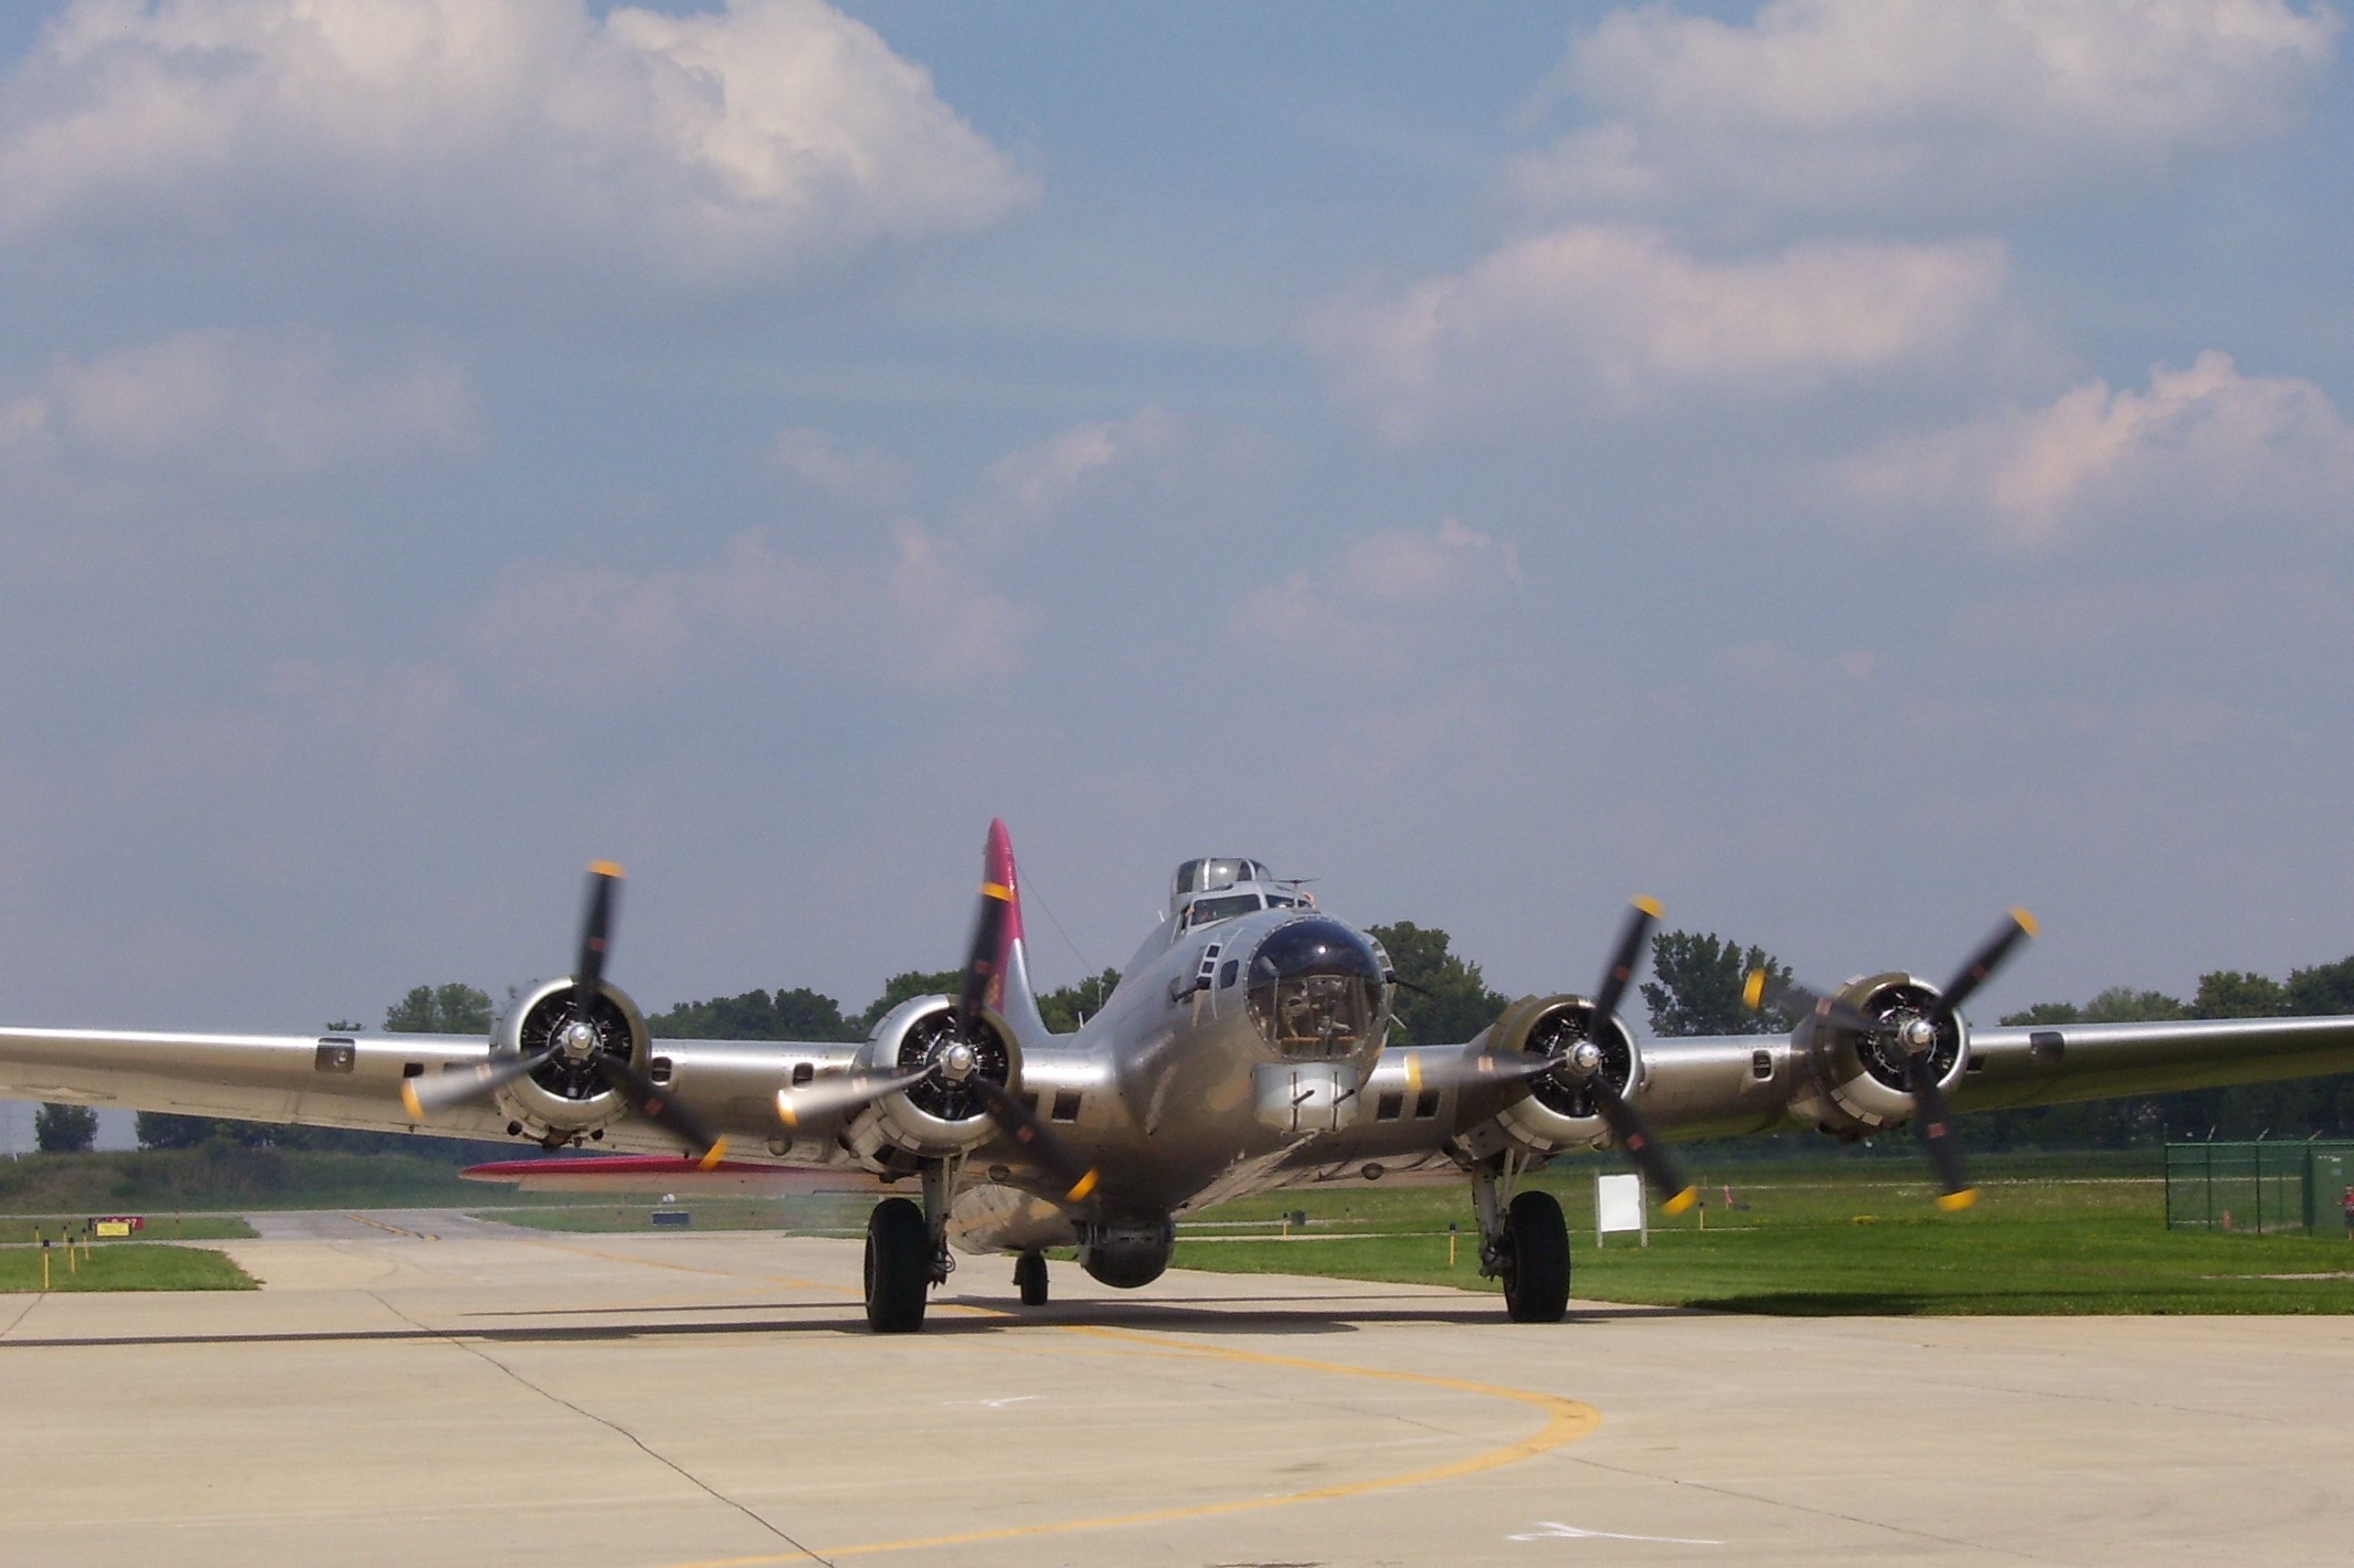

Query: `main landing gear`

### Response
(864, 1158, 959, 1333)
(1473, 1157, 1571, 1322)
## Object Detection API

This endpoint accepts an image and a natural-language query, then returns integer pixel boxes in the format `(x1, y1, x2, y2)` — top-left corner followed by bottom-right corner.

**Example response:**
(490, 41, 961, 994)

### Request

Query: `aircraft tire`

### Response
(1502, 1190, 1570, 1323)
(864, 1197, 930, 1333)
(1015, 1249, 1049, 1307)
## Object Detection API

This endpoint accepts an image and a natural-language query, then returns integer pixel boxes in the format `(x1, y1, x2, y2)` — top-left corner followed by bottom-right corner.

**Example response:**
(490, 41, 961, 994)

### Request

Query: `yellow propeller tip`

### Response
(1632, 895, 1663, 918)
(1741, 970, 1766, 1010)
(775, 1096, 800, 1128)
(399, 1081, 424, 1121)
(588, 860, 625, 879)
(1066, 1170, 1100, 1202)
(1662, 1187, 1699, 1216)
(1936, 1189, 1979, 1212)
(698, 1139, 728, 1171)
(2010, 906, 2039, 938)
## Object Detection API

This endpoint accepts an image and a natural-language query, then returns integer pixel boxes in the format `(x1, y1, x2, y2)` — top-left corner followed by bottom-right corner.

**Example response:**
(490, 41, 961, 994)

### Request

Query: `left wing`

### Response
(0, 1023, 865, 1159)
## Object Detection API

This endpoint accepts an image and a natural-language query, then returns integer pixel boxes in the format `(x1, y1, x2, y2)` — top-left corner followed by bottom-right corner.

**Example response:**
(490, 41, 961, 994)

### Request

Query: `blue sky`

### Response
(1, 0, 2350, 1126)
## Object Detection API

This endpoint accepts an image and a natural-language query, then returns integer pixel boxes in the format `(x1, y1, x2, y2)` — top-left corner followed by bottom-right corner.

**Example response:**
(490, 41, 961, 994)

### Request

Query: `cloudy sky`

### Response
(2, 0, 2350, 1132)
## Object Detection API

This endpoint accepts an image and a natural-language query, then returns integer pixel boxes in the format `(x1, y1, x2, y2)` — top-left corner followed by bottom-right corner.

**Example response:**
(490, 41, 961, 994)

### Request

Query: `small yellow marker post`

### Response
(67, 1237, 76, 1276)
(41, 1238, 51, 1291)
(1447, 1224, 1458, 1268)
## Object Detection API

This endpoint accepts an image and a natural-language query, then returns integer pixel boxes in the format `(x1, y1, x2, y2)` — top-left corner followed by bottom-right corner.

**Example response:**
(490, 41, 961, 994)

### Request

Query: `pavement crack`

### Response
(0, 1292, 43, 1340)
(362, 1289, 833, 1565)
(1552, 1451, 2063, 1563)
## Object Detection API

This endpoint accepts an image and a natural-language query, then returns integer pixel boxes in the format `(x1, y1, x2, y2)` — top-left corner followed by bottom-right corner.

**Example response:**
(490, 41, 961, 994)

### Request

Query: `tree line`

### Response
(26, 926, 2353, 1153)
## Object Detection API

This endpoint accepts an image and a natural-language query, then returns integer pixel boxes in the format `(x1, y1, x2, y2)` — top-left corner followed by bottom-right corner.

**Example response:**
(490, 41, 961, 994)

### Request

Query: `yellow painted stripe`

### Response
(1404, 1054, 1423, 1095)
(981, 881, 1014, 901)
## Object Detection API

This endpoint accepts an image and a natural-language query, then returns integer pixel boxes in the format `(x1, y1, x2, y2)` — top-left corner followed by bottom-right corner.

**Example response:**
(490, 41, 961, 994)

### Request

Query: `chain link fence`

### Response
(2165, 1141, 2354, 1235)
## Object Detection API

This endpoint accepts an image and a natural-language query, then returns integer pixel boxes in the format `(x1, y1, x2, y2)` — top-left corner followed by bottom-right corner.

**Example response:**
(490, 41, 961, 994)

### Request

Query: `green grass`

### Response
(1173, 1157, 2354, 1314)
(0, 1215, 255, 1245)
(0, 1243, 257, 1294)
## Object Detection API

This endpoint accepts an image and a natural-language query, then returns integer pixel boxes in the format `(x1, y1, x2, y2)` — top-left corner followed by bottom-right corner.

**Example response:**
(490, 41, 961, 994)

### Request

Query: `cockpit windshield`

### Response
(1180, 892, 1264, 930)
(1172, 858, 1268, 898)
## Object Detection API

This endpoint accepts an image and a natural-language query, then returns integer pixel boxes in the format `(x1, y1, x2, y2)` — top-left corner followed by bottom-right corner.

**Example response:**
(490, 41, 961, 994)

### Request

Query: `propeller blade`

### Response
(966, 1075, 1099, 1203)
(1929, 907, 2038, 1025)
(1759, 974, 1887, 1038)
(1578, 896, 1696, 1214)
(775, 1065, 936, 1128)
(575, 862, 622, 1022)
(1587, 896, 1659, 1028)
(400, 1048, 555, 1120)
(1906, 1053, 1976, 1211)
(593, 1054, 729, 1169)
(956, 874, 1016, 1030)
(1589, 1071, 1698, 1214)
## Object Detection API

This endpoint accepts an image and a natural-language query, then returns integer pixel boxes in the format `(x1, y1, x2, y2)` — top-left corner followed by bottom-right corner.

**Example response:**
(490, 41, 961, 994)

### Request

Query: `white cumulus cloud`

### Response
(4, 328, 479, 474)
(1307, 225, 2007, 438)
(977, 406, 1183, 530)
(469, 524, 1023, 700)
(1233, 517, 1521, 662)
(1836, 351, 2354, 546)
(0, 0, 1035, 291)
(1512, 0, 2339, 220)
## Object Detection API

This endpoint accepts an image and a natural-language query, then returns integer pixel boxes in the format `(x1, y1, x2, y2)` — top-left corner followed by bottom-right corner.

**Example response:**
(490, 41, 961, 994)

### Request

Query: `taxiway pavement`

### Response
(1, 1214, 2349, 1566)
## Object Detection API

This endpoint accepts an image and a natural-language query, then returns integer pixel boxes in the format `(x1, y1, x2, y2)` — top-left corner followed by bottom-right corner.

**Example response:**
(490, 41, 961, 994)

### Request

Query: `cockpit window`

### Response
(1172, 858, 1266, 897)
(1181, 892, 1263, 929)
(1246, 918, 1384, 1061)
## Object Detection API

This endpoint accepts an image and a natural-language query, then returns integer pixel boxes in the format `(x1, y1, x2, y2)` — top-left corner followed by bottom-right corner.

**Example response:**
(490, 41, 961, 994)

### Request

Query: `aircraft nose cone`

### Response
(1245, 917, 1385, 1061)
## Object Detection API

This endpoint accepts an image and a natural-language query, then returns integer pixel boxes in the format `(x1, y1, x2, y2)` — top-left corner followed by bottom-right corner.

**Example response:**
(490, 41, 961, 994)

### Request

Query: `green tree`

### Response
(1037, 969, 1121, 1033)
(648, 987, 859, 1042)
(1641, 930, 1794, 1037)
(1366, 922, 1508, 1045)
(856, 970, 965, 1035)
(34, 1102, 99, 1152)
(385, 983, 495, 1035)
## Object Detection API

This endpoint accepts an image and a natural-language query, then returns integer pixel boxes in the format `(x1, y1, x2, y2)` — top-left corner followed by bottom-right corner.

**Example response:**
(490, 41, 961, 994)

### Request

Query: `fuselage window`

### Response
(1374, 1091, 1405, 1121)
(1413, 1088, 1441, 1119)
(1218, 959, 1239, 989)
(1050, 1090, 1084, 1123)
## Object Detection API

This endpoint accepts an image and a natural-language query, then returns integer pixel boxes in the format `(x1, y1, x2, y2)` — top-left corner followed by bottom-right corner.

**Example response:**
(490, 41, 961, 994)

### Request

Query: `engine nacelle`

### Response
(1080, 1214, 1175, 1289)
(485, 976, 651, 1143)
(842, 995, 1022, 1162)
(1787, 970, 1967, 1137)
(1483, 993, 1642, 1155)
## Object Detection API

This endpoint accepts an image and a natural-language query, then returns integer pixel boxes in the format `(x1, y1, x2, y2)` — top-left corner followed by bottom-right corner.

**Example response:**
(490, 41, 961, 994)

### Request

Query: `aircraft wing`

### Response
(1948, 1014, 2354, 1110)
(0, 1023, 868, 1158)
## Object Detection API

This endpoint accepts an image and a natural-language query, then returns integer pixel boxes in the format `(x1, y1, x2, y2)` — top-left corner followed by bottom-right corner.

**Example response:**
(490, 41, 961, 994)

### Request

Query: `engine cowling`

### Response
(842, 995, 1022, 1162)
(1483, 993, 1642, 1154)
(1788, 970, 1967, 1137)
(485, 976, 651, 1142)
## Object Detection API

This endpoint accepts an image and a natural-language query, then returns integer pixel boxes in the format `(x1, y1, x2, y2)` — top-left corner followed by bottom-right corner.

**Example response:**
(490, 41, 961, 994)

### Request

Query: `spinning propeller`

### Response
(1414, 897, 1698, 1214)
(775, 871, 1100, 1203)
(1751, 908, 2038, 1211)
(399, 863, 729, 1169)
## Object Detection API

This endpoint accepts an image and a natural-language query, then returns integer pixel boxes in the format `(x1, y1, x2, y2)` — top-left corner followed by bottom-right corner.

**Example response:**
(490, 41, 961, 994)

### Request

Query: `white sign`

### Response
(1596, 1172, 1647, 1246)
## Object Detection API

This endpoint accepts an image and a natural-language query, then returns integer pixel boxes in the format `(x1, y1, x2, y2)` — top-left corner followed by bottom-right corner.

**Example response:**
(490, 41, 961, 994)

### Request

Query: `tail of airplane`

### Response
(982, 818, 1057, 1046)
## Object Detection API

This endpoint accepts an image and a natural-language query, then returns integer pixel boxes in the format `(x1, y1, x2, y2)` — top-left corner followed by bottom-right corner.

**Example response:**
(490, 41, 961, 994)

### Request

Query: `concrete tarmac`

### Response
(2, 1214, 2349, 1566)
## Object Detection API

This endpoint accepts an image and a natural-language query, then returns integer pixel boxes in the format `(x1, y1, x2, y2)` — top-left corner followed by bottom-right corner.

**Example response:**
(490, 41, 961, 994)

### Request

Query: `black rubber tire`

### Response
(864, 1197, 930, 1333)
(1015, 1250, 1049, 1307)
(1501, 1190, 1571, 1323)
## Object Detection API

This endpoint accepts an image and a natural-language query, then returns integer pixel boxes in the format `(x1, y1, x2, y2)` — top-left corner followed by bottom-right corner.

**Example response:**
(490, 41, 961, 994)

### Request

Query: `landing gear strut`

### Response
(864, 1157, 960, 1333)
(1014, 1249, 1048, 1307)
(1472, 1156, 1571, 1323)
